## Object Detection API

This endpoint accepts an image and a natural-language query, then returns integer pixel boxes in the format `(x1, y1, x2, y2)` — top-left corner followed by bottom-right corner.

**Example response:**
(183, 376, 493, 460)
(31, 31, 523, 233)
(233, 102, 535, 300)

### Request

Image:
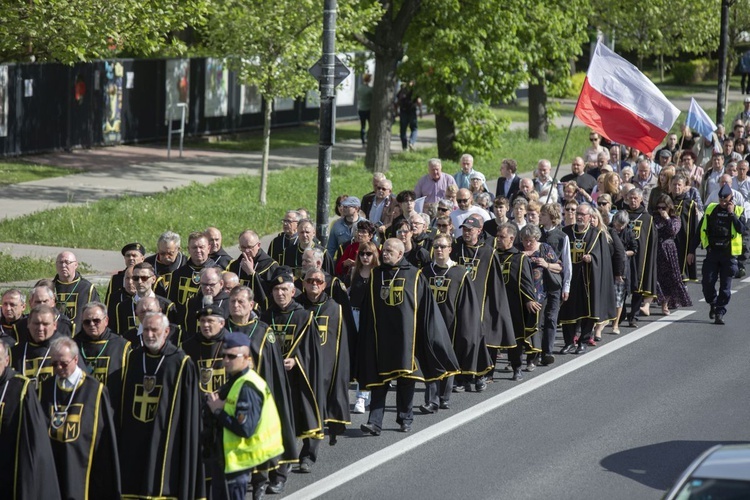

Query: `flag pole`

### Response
(545, 82, 585, 205)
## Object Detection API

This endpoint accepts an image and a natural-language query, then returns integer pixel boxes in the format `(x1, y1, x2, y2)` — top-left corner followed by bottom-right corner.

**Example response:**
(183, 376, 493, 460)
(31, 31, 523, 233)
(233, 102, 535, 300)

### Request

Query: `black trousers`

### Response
(562, 318, 594, 346)
(702, 250, 736, 316)
(367, 378, 415, 431)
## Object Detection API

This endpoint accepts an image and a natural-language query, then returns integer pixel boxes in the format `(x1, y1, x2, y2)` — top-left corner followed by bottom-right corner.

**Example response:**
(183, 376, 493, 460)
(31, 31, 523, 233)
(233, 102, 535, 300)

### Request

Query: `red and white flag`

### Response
(575, 42, 680, 153)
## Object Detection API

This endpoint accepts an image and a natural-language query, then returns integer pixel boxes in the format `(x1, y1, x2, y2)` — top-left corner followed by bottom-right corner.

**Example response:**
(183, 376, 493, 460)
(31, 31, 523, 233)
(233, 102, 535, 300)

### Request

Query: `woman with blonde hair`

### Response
(648, 165, 675, 213)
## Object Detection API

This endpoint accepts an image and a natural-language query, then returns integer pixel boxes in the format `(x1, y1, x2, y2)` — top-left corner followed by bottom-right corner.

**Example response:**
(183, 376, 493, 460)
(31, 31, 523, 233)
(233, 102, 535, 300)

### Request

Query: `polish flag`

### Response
(575, 42, 680, 153)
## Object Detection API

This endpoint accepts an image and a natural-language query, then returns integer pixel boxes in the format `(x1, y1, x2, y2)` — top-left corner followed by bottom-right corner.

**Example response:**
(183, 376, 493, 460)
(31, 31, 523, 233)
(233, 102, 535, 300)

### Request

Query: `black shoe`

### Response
(297, 460, 312, 473)
(474, 377, 487, 392)
(439, 400, 450, 410)
(714, 314, 725, 325)
(738, 268, 746, 278)
(709, 304, 715, 320)
(575, 344, 586, 354)
(419, 403, 438, 414)
(560, 344, 575, 354)
(511, 368, 524, 381)
(267, 481, 285, 495)
(360, 423, 381, 436)
(524, 362, 536, 372)
(540, 354, 555, 366)
(253, 486, 267, 500)
(399, 423, 412, 432)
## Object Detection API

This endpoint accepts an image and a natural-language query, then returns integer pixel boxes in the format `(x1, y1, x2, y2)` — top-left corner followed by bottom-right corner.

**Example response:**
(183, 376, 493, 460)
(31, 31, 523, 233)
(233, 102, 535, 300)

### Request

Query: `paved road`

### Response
(276, 279, 750, 499)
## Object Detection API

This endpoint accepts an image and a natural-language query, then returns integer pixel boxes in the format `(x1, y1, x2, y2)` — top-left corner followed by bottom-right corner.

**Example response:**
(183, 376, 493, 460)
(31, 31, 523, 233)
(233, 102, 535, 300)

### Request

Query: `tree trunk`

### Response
(365, 51, 399, 172)
(259, 97, 272, 205)
(435, 110, 457, 160)
(528, 82, 548, 140)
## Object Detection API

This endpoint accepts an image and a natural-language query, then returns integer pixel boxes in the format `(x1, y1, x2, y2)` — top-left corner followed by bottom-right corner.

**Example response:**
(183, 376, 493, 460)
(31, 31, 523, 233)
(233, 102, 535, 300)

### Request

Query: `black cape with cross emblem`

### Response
(494, 247, 541, 351)
(54, 272, 100, 333)
(10, 332, 87, 397)
(40, 373, 121, 499)
(626, 206, 659, 296)
(0, 368, 62, 500)
(181, 329, 227, 394)
(75, 328, 131, 416)
(118, 342, 205, 499)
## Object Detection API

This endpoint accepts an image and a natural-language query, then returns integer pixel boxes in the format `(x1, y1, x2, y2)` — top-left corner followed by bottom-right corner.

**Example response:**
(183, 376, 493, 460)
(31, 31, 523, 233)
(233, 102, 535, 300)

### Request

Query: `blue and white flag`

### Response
(686, 98, 717, 139)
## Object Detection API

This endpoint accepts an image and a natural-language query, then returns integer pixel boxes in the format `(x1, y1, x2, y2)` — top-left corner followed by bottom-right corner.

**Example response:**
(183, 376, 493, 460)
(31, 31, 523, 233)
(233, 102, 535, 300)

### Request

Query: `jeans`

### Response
(358, 109, 370, 144)
(399, 110, 418, 150)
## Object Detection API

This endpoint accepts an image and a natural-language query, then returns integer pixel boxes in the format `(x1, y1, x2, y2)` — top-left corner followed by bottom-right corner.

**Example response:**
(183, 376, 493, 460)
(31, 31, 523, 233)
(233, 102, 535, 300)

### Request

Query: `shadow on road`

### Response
(601, 440, 750, 490)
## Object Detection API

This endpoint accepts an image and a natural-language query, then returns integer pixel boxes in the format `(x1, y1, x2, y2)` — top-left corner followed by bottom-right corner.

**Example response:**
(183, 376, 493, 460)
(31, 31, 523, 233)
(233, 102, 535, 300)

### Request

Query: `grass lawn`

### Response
(0, 162, 73, 185)
(0, 252, 91, 283)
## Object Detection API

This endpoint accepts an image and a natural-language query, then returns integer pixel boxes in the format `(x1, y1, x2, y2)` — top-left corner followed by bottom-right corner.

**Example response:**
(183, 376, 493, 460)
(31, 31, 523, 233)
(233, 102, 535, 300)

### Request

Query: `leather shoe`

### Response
(560, 344, 575, 354)
(540, 354, 555, 366)
(439, 400, 450, 410)
(253, 486, 267, 500)
(360, 423, 381, 436)
(399, 423, 412, 432)
(709, 304, 715, 320)
(511, 368, 524, 381)
(266, 481, 285, 495)
(714, 314, 725, 325)
(575, 344, 586, 354)
(419, 403, 438, 414)
(474, 377, 487, 392)
(297, 460, 312, 473)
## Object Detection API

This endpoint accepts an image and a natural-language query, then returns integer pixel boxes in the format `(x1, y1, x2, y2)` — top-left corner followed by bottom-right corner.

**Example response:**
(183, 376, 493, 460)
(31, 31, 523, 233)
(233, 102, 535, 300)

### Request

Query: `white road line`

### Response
(285, 310, 696, 500)
(699, 290, 737, 302)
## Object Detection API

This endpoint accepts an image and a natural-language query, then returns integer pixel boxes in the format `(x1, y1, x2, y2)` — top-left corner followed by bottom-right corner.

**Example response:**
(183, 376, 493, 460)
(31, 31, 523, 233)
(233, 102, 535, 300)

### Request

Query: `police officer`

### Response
(689, 184, 746, 325)
(206, 332, 284, 500)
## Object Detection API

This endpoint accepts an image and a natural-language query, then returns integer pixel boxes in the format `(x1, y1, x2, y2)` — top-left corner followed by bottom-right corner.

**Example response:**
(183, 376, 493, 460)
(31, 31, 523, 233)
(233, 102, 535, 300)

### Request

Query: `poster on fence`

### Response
(165, 59, 190, 123)
(0, 66, 7, 137)
(102, 61, 123, 145)
(240, 84, 262, 114)
(204, 58, 228, 117)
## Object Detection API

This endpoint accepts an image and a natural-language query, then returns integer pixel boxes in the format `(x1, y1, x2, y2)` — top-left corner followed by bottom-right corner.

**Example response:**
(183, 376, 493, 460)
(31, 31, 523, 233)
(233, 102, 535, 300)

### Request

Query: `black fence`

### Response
(0, 57, 359, 156)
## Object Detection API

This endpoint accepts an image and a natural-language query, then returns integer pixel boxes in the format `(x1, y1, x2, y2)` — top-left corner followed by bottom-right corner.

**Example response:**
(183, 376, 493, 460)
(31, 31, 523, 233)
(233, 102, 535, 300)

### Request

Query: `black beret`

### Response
(196, 306, 227, 320)
(270, 266, 295, 287)
(224, 332, 250, 349)
(121, 242, 146, 256)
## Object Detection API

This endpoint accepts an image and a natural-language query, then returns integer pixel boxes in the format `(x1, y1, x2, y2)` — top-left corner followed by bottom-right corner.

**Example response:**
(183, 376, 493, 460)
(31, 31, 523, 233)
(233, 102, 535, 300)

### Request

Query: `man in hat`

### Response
(39, 337, 121, 499)
(118, 312, 205, 499)
(327, 195, 368, 257)
(0, 340, 62, 499)
(735, 95, 750, 122)
(105, 242, 145, 317)
(205, 331, 284, 500)
(689, 184, 746, 325)
(54, 251, 100, 334)
(182, 306, 229, 395)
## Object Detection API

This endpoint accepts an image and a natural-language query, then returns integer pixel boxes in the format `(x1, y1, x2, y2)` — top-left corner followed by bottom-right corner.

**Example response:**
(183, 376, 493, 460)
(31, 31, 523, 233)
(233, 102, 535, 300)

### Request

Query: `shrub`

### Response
(671, 59, 712, 84)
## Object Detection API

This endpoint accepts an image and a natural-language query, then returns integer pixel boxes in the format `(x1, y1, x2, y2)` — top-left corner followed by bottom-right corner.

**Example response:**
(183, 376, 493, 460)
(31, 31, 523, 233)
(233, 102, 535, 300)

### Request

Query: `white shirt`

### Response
(450, 206, 491, 237)
(60, 366, 83, 389)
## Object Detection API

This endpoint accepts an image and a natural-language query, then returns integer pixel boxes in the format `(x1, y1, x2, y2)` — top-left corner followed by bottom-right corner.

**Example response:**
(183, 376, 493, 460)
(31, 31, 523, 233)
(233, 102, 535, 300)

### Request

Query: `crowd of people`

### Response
(0, 118, 747, 499)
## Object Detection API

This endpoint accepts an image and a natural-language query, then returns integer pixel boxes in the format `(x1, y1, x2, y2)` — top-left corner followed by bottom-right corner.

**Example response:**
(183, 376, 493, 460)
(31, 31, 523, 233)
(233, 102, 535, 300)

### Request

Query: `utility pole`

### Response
(315, 0, 337, 246)
(717, 0, 731, 125)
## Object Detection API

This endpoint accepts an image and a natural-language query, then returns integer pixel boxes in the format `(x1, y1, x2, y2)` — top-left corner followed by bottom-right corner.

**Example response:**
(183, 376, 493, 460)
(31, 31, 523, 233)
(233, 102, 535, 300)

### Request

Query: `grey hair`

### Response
(518, 224, 542, 241)
(158, 231, 181, 247)
(50, 336, 79, 358)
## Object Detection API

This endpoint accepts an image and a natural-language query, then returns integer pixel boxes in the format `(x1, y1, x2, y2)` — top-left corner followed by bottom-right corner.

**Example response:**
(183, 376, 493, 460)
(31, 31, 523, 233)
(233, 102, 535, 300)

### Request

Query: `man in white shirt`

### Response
(450, 188, 491, 237)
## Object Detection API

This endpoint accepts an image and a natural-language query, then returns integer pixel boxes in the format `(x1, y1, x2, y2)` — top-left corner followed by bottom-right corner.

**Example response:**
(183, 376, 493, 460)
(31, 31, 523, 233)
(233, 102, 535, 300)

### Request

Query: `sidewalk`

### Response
(0, 88, 742, 286)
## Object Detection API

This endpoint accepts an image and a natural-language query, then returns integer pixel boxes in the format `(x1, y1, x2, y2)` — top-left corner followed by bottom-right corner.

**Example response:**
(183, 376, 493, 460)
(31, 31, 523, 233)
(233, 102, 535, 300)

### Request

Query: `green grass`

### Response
(0, 252, 92, 283)
(0, 161, 73, 185)
(492, 102, 578, 124)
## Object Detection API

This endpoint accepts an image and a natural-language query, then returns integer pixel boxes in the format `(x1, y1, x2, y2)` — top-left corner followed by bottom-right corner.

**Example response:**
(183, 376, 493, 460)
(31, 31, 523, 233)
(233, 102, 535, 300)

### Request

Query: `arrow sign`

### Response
(308, 56, 351, 86)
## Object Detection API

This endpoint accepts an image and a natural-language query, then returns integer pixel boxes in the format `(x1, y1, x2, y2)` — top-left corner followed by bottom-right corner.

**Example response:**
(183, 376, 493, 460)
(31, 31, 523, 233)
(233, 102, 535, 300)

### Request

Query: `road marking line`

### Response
(699, 290, 737, 302)
(286, 310, 695, 499)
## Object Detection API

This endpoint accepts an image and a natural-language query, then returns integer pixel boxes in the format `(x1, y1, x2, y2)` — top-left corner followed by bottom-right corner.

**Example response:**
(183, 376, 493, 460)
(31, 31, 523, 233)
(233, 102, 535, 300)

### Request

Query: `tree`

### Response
(203, 0, 380, 204)
(0, 0, 208, 63)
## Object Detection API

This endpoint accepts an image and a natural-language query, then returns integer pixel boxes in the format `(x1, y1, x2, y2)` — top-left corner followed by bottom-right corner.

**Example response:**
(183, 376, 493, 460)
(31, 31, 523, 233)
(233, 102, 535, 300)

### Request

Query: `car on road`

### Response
(663, 444, 750, 499)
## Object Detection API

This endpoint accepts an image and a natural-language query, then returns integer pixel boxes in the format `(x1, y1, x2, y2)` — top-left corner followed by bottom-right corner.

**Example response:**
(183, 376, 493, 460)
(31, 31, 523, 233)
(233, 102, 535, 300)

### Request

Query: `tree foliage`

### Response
(0, 0, 208, 63)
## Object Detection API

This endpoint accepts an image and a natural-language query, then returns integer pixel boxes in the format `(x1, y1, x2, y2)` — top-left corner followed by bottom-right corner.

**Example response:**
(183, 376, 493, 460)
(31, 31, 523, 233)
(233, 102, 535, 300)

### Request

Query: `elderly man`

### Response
(284, 219, 334, 278)
(0, 340, 61, 499)
(362, 178, 401, 234)
(182, 306, 229, 395)
(328, 196, 368, 257)
(510, 177, 536, 205)
(40, 337, 121, 499)
(268, 210, 301, 266)
(54, 251, 100, 333)
(260, 266, 323, 494)
(222, 272, 240, 294)
(357, 238, 459, 435)
(1, 288, 26, 347)
(414, 158, 457, 205)
(14, 283, 73, 343)
(227, 230, 279, 298)
(205, 227, 233, 269)
(632, 158, 658, 200)
(75, 302, 131, 415)
(560, 156, 597, 194)
(182, 267, 230, 338)
(454, 153, 487, 190)
(450, 188, 491, 237)
(535, 159, 558, 204)
(144, 231, 188, 296)
(119, 312, 205, 499)
(205, 332, 284, 500)
(225, 286, 297, 496)
(360, 172, 387, 213)
(495, 158, 521, 200)
(123, 296, 183, 347)
(167, 231, 218, 312)
(105, 242, 145, 318)
(702, 151, 726, 201)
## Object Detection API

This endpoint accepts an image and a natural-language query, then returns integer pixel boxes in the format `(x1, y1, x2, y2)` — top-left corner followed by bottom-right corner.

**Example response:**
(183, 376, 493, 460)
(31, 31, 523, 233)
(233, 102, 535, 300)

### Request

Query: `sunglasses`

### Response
(597, 201, 610, 206)
(457, 198, 470, 203)
(438, 207, 449, 212)
(83, 318, 103, 326)
(222, 353, 245, 360)
(565, 208, 577, 212)
(433, 244, 450, 249)
(305, 278, 325, 285)
(133, 275, 153, 282)
(359, 252, 374, 257)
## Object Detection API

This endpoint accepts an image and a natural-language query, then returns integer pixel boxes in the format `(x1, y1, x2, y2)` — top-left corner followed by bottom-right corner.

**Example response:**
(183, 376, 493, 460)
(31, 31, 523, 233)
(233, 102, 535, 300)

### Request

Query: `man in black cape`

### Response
(227, 285, 297, 494)
(54, 251, 100, 333)
(0, 341, 62, 500)
(206, 226, 234, 269)
(118, 312, 205, 499)
(671, 172, 701, 281)
(421, 233, 492, 411)
(104, 242, 146, 319)
(144, 230, 189, 297)
(559, 204, 617, 353)
(227, 230, 279, 301)
(260, 266, 323, 495)
(115, 262, 178, 335)
(495, 223, 542, 381)
(451, 215, 515, 386)
(75, 302, 131, 416)
(40, 337, 121, 499)
(181, 267, 230, 338)
(357, 238, 460, 435)
(166, 231, 218, 316)
(0, 288, 26, 347)
(283, 219, 335, 279)
(299, 268, 352, 454)
(268, 210, 301, 266)
(624, 188, 659, 324)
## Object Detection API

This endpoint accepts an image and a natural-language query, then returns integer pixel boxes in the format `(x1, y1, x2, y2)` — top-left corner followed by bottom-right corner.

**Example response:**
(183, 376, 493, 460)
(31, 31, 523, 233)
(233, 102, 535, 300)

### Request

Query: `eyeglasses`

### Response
(597, 201, 610, 206)
(305, 278, 325, 285)
(433, 244, 450, 249)
(396, 229, 411, 235)
(457, 198, 469, 203)
(83, 318, 103, 326)
(376, 187, 389, 191)
(359, 252, 374, 257)
(52, 358, 75, 368)
(201, 282, 220, 287)
(281, 219, 297, 224)
(565, 208, 577, 212)
(57, 260, 76, 266)
(133, 275, 153, 282)
(590, 137, 599, 141)
(222, 353, 246, 360)
(438, 207, 449, 212)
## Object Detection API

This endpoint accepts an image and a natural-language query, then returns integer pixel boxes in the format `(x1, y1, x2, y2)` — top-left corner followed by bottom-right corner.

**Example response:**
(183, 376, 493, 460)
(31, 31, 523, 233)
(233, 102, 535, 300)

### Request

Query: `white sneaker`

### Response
(353, 397, 365, 414)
